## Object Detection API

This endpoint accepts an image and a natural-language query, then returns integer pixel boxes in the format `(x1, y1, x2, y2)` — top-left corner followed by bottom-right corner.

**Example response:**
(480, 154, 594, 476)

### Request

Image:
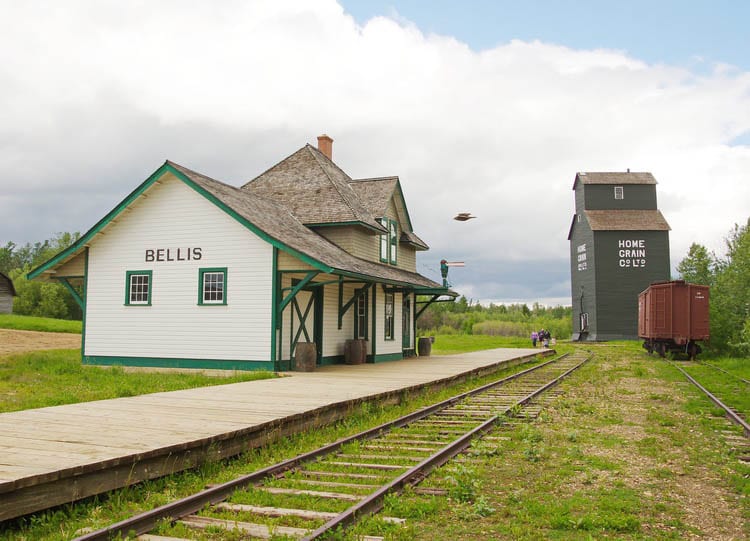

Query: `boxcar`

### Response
(638, 280, 709, 359)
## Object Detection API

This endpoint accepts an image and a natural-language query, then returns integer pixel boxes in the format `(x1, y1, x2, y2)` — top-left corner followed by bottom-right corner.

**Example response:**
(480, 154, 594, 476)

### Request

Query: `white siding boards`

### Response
(29, 140, 455, 371)
(85, 175, 273, 368)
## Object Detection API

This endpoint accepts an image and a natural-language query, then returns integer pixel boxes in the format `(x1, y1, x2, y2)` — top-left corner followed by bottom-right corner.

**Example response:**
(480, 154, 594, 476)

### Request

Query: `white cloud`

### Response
(1, 0, 748, 304)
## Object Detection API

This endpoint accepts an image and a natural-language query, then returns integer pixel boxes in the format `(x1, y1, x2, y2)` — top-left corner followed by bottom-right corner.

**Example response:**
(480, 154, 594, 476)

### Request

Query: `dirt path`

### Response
(0, 329, 81, 355)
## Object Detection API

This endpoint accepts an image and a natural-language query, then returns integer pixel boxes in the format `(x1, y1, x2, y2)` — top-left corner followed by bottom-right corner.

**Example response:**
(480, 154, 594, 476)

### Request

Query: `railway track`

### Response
(697, 360, 750, 385)
(74, 351, 591, 541)
(670, 361, 750, 461)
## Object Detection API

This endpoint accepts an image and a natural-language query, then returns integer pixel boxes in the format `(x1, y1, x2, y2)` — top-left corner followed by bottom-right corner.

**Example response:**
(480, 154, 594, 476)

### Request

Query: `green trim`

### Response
(378, 218, 389, 263)
(353, 286, 369, 339)
(271, 247, 279, 369)
(369, 352, 403, 363)
(392, 179, 414, 232)
(415, 294, 440, 319)
(83, 355, 274, 371)
(198, 267, 228, 305)
(320, 355, 345, 366)
(57, 278, 84, 309)
(305, 220, 386, 234)
(125, 270, 153, 306)
(171, 167, 332, 273)
(371, 285, 377, 358)
(82, 248, 89, 361)
(279, 271, 319, 312)
(341, 283, 372, 330)
(28, 162, 335, 281)
(389, 220, 398, 265)
(28, 165, 171, 280)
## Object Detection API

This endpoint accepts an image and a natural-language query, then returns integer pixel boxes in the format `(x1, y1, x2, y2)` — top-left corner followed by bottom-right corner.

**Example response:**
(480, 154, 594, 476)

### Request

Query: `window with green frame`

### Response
(354, 288, 368, 339)
(384, 292, 394, 340)
(389, 220, 398, 264)
(198, 267, 227, 305)
(379, 218, 399, 265)
(125, 270, 152, 306)
(379, 218, 389, 262)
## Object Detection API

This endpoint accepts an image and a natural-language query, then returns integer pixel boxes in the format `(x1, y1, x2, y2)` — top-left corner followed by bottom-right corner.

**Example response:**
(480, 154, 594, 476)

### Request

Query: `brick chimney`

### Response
(317, 134, 333, 160)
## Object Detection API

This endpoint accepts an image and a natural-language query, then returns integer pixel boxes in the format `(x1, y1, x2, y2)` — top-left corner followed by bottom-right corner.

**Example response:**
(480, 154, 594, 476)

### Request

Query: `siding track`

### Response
(670, 361, 750, 464)
(75, 351, 591, 540)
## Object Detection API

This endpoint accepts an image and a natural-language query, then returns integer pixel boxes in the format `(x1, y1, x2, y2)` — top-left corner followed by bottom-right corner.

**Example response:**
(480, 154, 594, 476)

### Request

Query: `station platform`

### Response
(0, 348, 544, 521)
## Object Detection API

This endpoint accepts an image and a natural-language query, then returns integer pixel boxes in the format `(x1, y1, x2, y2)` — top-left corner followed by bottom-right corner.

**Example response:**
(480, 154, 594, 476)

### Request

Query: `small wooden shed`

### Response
(0, 271, 16, 314)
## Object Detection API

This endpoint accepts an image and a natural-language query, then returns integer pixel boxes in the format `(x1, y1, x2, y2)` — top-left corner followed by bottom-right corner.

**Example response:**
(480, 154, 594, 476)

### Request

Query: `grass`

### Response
(0, 358, 547, 540)
(1, 339, 748, 540)
(0, 349, 276, 412)
(0, 313, 82, 333)
(389, 341, 750, 540)
(428, 333, 559, 354)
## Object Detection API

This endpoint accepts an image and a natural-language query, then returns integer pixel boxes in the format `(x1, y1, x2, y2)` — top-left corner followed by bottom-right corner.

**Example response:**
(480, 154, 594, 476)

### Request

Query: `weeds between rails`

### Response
(73, 352, 590, 540)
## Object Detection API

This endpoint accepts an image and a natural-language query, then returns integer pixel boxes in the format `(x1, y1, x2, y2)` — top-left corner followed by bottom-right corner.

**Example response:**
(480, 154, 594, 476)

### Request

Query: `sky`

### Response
(1, 1, 748, 306)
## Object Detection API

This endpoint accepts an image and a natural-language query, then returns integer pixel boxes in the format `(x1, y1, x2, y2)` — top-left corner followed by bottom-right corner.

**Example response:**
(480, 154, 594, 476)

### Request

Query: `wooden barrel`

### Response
(294, 342, 317, 371)
(417, 337, 432, 357)
(345, 339, 368, 364)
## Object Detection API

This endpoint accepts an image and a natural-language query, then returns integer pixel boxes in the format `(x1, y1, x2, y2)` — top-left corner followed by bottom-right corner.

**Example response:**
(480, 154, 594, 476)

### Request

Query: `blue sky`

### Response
(342, 1, 750, 70)
(1, 1, 748, 305)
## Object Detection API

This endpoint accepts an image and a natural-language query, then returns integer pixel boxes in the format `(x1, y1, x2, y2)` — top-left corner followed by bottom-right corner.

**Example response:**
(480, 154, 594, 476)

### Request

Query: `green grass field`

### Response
(0, 349, 276, 413)
(1, 338, 748, 539)
(0, 313, 82, 333)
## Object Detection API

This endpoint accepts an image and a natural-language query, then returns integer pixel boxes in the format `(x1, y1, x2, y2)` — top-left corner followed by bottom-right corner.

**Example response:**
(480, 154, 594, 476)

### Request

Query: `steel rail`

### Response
(302, 352, 593, 540)
(74, 352, 558, 541)
(697, 360, 750, 385)
(671, 362, 750, 437)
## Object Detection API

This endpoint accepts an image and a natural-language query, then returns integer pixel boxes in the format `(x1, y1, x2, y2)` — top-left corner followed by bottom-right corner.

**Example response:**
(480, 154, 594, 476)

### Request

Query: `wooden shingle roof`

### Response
(348, 176, 399, 217)
(348, 176, 429, 250)
(584, 210, 671, 231)
(170, 162, 443, 289)
(241, 145, 385, 232)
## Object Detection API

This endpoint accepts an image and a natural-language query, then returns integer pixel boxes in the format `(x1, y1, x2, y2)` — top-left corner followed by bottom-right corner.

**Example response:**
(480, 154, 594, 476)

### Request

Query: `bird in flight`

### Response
(453, 212, 476, 221)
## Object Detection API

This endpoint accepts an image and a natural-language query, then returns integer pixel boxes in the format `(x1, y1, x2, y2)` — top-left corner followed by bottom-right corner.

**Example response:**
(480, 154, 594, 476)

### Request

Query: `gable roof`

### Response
(29, 161, 449, 293)
(573, 172, 657, 190)
(241, 145, 386, 232)
(348, 176, 428, 250)
(0, 271, 16, 296)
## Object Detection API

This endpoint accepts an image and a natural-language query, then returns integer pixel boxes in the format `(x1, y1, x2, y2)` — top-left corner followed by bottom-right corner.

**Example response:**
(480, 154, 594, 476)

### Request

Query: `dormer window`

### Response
(379, 218, 399, 265)
(389, 221, 398, 264)
(614, 186, 624, 200)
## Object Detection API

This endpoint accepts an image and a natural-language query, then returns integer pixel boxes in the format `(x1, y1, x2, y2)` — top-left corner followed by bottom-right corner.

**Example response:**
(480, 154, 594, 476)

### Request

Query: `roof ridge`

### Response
(306, 145, 362, 219)
(349, 176, 399, 183)
(240, 145, 313, 189)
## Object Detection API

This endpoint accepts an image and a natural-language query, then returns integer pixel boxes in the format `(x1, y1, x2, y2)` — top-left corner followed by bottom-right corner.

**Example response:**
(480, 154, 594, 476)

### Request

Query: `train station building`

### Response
(568, 171, 671, 341)
(29, 135, 456, 370)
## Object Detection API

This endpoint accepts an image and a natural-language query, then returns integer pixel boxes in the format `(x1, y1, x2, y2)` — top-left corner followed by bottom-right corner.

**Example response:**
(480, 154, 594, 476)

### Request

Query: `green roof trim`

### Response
(169, 165, 333, 273)
(28, 162, 334, 281)
(306, 220, 384, 234)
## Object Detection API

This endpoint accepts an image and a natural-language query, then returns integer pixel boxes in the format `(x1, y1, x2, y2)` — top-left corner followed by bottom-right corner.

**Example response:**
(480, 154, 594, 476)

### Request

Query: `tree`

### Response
(3, 232, 82, 320)
(676, 243, 715, 286)
(709, 219, 750, 355)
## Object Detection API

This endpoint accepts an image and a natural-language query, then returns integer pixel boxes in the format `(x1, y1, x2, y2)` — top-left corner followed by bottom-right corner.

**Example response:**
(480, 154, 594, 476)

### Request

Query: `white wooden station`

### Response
(29, 136, 455, 371)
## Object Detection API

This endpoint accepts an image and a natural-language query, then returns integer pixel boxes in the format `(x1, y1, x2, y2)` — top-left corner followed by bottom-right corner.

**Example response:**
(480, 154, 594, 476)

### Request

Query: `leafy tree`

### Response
(710, 220, 750, 355)
(3, 232, 82, 320)
(676, 243, 715, 285)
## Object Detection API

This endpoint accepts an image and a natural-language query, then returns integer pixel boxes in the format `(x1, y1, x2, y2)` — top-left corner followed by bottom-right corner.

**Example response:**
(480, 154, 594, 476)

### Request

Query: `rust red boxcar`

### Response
(638, 280, 709, 359)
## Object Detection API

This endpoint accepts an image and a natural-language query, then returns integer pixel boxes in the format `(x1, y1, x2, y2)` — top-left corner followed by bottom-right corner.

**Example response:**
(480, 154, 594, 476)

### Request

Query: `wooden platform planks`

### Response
(0, 348, 545, 521)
